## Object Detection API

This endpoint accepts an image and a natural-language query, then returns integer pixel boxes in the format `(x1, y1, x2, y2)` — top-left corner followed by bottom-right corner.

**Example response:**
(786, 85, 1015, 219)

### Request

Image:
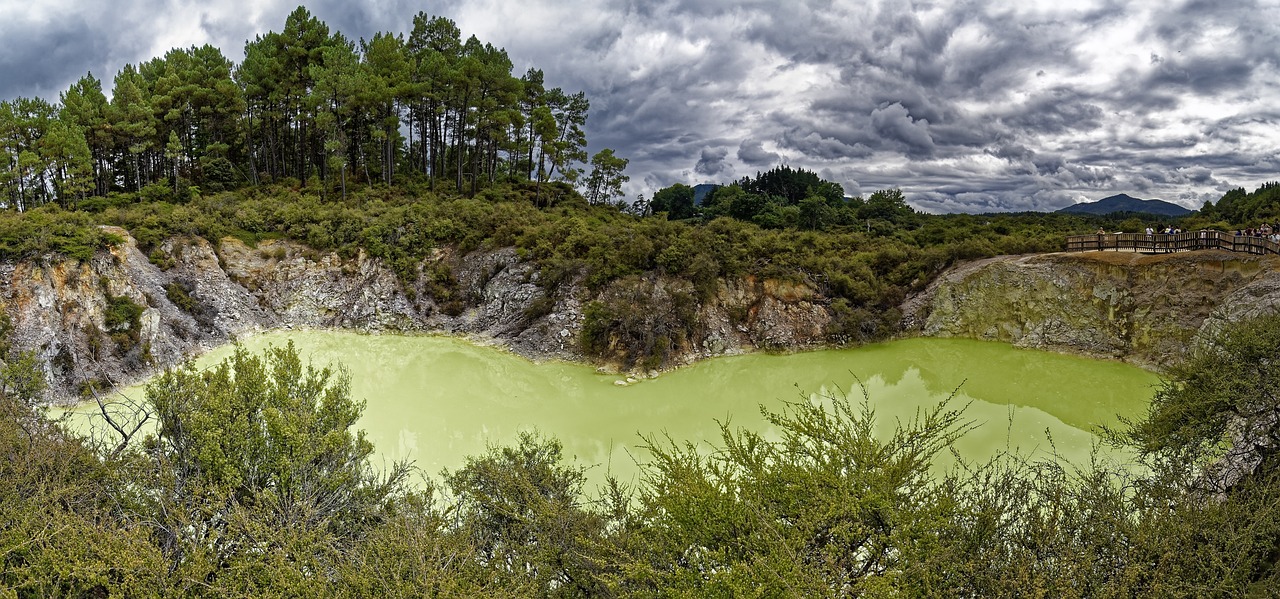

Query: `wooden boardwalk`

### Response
(1065, 231, 1280, 256)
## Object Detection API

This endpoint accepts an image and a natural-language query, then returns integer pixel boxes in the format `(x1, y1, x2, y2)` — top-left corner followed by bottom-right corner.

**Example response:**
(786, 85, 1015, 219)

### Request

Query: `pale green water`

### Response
(63, 331, 1159, 489)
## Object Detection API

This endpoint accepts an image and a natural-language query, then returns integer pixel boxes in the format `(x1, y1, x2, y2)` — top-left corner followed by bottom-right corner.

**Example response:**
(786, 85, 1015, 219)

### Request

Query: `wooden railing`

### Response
(1064, 231, 1280, 256)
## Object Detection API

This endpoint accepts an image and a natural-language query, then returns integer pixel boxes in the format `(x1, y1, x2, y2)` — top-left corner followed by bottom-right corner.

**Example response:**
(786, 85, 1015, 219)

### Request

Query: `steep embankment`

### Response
(1, 230, 836, 402)
(11, 231, 1280, 403)
(905, 250, 1280, 369)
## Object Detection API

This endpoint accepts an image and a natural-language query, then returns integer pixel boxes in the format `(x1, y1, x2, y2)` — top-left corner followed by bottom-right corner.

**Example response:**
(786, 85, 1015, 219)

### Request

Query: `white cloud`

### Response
(0, 0, 1277, 212)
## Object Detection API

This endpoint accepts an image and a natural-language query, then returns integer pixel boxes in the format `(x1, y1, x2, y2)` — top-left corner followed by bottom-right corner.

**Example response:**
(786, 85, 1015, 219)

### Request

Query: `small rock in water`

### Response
(614, 379, 628, 387)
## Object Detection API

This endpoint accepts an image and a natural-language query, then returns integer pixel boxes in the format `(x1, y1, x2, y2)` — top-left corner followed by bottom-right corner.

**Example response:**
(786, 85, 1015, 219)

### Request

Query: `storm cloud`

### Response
(2, 0, 1277, 213)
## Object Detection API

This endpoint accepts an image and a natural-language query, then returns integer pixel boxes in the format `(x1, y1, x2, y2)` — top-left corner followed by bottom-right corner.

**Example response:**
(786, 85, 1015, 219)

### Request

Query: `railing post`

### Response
(1062, 232, 1280, 255)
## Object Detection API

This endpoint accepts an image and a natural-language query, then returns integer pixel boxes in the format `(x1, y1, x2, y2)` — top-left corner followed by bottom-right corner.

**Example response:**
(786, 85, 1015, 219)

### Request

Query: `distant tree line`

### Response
(0, 6, 629, 209)
(1198, 181, 1280, 225)
(648, 165, 917, 232)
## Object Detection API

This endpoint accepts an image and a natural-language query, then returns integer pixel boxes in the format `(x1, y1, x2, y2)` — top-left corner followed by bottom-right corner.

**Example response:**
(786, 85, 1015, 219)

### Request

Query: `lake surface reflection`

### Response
(71, 331, 1159, 489)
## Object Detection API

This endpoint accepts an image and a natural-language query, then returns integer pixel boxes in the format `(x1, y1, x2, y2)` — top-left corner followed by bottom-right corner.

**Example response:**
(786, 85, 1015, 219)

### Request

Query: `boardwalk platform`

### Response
(1065, 231, 1280, 256)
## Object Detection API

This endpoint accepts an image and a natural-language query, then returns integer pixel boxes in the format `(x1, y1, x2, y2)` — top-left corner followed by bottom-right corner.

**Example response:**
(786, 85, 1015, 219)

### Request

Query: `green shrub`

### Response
(103, 295, 144, 354)
(0, 312, 11, 355)
(165, 282, 195, 314)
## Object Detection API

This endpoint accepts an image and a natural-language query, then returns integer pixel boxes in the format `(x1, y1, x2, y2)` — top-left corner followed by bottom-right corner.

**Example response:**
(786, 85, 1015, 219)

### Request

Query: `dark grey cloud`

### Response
(1146, 55, 1259, 95)
(870, 103, 937, 157)
(694, 147, 731, 177)
(1001, 89, 1105, 135)
(1, 0, 1277, 213)
(0, 10, 142, 101)
(737, 139, 780, 166)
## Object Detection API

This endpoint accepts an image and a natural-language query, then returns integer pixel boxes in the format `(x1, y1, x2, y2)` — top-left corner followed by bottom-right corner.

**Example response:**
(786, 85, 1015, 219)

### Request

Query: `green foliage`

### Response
(444, 431, 612, 596)
(12, 314, 1280, 594)
(1199, 181, 1280, 225)
(165, 278, 217, 330)
(649, 182, 697, 220)
(0, 387, 167, 594)
(103, 294, 144, 354)
(861, 188, 918, 226)
(618, 387, 976, 595)
(0, 311, 11, 355)
(739, 164, 841, 204)
(0, 7, 603, 207)
(577, 276, 698, 369)
(0, 205, 117, 260)
(147, 341, 403, 508)
(0, 350, 46, 405)
(579, 300, 613, 357)
(1127, 313, 1280, 481)
(584, 148, 629, 205)
(334, 490, 502, 596)
(140, 341, 410, 585)
(826, 297, 897, 344)
(165, 280, 195, 312)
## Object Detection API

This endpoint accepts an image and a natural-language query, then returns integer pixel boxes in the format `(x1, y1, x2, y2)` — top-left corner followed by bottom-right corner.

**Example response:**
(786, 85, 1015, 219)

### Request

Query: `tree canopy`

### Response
(650, 166, 917, 232)
(0, 7, 619, 209)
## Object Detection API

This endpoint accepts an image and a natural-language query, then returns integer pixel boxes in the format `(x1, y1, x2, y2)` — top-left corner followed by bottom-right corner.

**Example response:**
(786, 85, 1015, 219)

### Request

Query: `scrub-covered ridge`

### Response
(6, 4, 1280, 595)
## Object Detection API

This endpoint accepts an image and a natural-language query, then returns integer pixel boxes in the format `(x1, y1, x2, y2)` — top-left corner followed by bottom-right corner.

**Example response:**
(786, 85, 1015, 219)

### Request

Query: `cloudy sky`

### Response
(2, 0, 1278, 212)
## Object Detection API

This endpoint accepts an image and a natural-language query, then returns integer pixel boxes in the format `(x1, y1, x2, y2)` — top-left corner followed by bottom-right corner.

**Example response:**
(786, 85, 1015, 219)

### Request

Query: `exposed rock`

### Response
(3, 231, 837, 403)
(16, 236, 1280, 405)
(690, 276, 830, 362)
(907, 250, 1280, 369)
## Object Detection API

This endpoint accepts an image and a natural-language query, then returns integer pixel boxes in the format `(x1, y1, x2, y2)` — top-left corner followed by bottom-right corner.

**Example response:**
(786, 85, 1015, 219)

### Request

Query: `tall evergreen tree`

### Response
(0, 6, 597, 206)
(309, 36, 362, 198)
(108, 65, 158, 192)
(405, 13, 461, 188)
(360, 32, 410, 186)
(59, 74, 113, 196)
(584, 148, 629, 205)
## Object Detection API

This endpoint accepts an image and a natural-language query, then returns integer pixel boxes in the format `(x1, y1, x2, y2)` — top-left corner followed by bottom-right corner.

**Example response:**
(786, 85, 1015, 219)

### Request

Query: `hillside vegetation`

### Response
(5, 5, 1280, 595)
(0, 4, 1139, 368)
(4, 315, 1280, 595)
(3, 1, 1275, 370)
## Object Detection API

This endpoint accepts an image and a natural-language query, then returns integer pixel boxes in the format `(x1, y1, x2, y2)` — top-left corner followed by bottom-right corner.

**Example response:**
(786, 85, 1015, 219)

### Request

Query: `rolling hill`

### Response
(1056, 194, 1192, 217)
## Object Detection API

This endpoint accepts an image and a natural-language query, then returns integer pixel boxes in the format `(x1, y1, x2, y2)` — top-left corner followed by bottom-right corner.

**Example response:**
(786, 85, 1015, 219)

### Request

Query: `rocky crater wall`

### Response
(11, 232, 1280, 404)
(1, 230, 838, 402)
(905, 250, 1280, 369)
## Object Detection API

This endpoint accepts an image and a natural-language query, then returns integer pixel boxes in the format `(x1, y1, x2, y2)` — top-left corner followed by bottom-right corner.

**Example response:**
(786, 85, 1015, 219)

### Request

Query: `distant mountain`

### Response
(1056, 194, 1192, 217)
(692, 183, 719, 206)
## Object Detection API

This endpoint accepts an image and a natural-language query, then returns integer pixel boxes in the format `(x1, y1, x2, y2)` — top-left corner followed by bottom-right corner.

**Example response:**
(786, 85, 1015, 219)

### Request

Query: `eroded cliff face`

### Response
(906, 250, 1280, 369)
(1, 230, 836, 402)
(17, 233, 1273, 404)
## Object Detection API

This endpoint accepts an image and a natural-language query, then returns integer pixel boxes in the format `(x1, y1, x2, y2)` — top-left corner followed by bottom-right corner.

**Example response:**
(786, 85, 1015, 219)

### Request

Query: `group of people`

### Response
(1093, 226, 1187, 235)
(1090, 225, 1280, 243)
(1083, 224, 1280, 253)
(1235, 224, 1280, 240)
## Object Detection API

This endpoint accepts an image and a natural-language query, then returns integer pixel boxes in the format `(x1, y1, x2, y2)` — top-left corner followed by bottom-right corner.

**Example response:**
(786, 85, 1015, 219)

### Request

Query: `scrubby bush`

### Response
(103, 295, 144, 354)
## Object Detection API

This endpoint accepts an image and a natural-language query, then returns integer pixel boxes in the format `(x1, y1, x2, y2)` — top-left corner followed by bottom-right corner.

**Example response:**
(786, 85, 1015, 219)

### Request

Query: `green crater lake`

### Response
(68, 331, 1160, 488)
